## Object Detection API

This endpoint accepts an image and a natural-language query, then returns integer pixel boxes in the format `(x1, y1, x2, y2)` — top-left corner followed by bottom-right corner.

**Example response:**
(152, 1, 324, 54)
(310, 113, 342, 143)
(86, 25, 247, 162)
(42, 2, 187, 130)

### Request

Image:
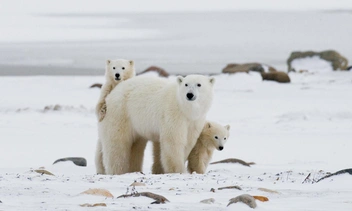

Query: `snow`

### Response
(291, 56, 334, 72)
(1, 72, 352, 210)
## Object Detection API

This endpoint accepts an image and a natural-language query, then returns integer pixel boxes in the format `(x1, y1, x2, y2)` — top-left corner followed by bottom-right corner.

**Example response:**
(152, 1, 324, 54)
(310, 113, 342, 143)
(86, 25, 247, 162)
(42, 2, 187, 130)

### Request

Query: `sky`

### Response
(1, 0, 352, 14)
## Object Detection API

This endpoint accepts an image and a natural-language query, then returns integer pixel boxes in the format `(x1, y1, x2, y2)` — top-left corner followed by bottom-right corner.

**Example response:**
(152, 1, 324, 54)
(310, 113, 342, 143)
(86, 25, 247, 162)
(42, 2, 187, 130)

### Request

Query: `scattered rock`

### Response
(200, 198, 215, 204)
(44, 104, 62, 111)
(287, 50, 349, 71)
(347, 66, 352, 71)
(210, 158, 255, 167)
(261, 72, 290, 83)
(317, 168, 352, 183)
(222, 63, 277, 74)
(228, 194, 257, 208)
(252, 195, 269, 202)
(53, 157, 87, 167)
(210, 188, 216, 192)
(80, 203, 107, 207)
(130, 182, 146, 187)
(218, 185, 242, 191)
(139, 66, 169, 77)
(258, 188, 279, 194)
(81, 188, 114, 198)
(34, 169, 55, 176)
(117, 192, 169, 204)
(90, 83, 102, 89)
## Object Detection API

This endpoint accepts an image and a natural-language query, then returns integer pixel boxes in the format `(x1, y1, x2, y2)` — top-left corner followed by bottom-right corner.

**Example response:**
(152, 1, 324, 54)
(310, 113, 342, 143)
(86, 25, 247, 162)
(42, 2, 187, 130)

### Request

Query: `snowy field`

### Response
(1, 71, 352, 210)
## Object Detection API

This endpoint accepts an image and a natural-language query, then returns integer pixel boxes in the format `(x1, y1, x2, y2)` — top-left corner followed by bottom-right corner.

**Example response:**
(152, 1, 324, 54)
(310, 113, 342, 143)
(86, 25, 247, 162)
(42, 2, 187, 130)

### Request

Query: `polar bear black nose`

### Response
(115, 73, 120, 80)
(219, 146, 224, 151)
(186, 93, 194, 100)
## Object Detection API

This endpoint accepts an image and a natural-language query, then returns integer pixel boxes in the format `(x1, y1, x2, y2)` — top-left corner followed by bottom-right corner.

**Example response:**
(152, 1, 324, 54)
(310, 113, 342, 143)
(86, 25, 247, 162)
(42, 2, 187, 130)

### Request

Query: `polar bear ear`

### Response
(106, 60, 111, 65)
(129, 60, 134, 66)
(206, 122, 211, 128)
(224, 125, 230, 131)
(209, 77, 215, 85)
(177, 76, 184, 85)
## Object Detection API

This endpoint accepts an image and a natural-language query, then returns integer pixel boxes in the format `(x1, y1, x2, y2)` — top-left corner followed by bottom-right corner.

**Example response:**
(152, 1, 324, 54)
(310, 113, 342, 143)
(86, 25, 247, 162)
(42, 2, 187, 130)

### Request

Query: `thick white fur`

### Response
(95, 59, 135, 175)
(99, 74, 215, 175)
(187, 122, 230, 174)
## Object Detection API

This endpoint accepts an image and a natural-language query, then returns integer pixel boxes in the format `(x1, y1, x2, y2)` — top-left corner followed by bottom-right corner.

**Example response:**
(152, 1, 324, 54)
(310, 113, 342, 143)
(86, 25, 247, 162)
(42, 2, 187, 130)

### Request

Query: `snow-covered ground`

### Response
(1, 72, 352, 210)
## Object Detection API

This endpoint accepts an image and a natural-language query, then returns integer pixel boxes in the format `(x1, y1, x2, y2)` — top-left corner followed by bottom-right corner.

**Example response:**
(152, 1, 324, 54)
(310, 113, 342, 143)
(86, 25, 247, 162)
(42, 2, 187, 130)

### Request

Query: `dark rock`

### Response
(139, 66, 169, 77)
(317, 168, 352, 183)
(261, 71, 290, 83)
(287, 50, 349, 72)
(53, 157, 87, 167)
(347, 66, 352, 71)
(90, 83, 102, 89)
(227, 194, 257, 208)
(222, 63, 277, 74)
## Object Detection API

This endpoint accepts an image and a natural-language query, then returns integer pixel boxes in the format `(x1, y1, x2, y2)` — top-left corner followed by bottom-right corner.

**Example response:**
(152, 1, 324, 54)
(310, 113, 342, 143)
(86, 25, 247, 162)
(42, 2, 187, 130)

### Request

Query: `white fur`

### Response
(98, 74, 215, 175)
(95, 59, 135, 175)
(187, 121, 230, 174)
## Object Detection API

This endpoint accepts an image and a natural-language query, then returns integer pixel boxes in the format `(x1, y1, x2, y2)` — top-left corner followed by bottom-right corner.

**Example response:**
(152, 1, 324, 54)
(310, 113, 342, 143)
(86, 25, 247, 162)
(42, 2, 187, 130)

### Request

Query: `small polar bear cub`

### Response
(96, 59, 135, 122)
(187, 121, 230, 174)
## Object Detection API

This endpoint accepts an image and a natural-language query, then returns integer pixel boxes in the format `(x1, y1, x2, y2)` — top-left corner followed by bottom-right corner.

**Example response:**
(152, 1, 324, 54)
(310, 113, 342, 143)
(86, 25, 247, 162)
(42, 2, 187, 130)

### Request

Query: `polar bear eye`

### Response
(215, 136, 218, 139)
(224, 137, 227, 140)
(122, 67, 125, 70)
(185, 84, 188, 87)
(197, 83, 201, 87)
(113, 67, 115, 70)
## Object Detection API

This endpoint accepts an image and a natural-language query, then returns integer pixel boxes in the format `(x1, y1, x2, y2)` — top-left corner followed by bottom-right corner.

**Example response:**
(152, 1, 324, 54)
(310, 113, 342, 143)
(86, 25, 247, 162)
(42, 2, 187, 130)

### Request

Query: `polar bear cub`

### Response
(96, 59, 135, 122)
(187, 121, 230, 174)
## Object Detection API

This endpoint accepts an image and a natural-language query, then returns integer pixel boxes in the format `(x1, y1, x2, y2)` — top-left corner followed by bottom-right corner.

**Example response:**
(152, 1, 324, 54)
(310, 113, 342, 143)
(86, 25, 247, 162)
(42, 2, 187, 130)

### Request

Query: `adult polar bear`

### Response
(98, 74, 215, 175)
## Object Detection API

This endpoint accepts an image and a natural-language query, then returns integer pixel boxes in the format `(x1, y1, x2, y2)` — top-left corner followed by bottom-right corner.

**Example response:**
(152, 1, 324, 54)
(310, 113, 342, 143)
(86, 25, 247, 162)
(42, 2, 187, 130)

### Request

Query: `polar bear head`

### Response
(176, 74, 215, 119)
(202, 122, 230, 151)
(105, 59, 135, 84)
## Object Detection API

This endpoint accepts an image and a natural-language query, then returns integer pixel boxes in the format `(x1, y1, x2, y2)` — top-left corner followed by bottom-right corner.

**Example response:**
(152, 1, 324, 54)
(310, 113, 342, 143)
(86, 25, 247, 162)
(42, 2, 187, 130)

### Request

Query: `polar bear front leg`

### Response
(160, 128, 187, 174)
(95, 139, 105, 174)
(152, 142, 164, 174)
(103, 135, 132, 175)
(129, 137, 148, 173)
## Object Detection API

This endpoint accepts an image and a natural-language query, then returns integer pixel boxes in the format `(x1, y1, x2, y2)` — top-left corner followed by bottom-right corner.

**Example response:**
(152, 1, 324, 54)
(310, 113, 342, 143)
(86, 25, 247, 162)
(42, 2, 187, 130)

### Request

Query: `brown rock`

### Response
(139, 66, 169, 77)
(90, 83, 102, 89)
(227, 194, 257, 208)
(34, 169, 55, 176)
(222, 63, 277, 74)
(252, 195, 269, 202)
(80, 203, 107, 207)
(287, 50, 349, 71)
(261, 71, 290, 83)
(258, 187, 279, 194)
(130, 182, 146, 187)
(81, 188, 114, 198)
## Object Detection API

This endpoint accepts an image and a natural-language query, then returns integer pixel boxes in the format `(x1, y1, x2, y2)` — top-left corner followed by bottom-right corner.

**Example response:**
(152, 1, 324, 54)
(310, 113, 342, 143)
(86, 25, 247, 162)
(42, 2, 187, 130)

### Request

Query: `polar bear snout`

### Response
(218, 146, 224, 151)
(115, 73, 121, 80)
(186, 92, 196, 101)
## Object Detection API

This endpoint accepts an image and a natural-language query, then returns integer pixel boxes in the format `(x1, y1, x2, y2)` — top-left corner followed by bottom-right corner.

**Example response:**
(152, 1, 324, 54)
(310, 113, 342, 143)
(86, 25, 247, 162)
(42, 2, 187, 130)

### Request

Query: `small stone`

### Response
(80, 203, 107, 207)
(81, 188, 114, 198)
(228, 194, 257, 208)
(34, 169, 55, 176)
(130, 182, 146, 187)
(258, 187, 279, 194)
(252, 195, 269, 202)
(169, 188, 175, 191)
(200, 198, 215, 204)
(53, 157, 87, 167)
(261, 71, 290, 83)
(210, 188, 216, 192)
(90, 83, 102, 89)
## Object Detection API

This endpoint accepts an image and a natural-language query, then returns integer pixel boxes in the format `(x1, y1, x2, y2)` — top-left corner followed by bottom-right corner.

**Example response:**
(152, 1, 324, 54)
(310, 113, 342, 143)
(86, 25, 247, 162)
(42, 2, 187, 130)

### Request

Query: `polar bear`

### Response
(96, 59, 135, 122)
(187, 122, 230, 174)
(95, 59, 135, 175)
(98, 74, 215, 175)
